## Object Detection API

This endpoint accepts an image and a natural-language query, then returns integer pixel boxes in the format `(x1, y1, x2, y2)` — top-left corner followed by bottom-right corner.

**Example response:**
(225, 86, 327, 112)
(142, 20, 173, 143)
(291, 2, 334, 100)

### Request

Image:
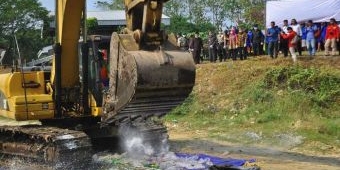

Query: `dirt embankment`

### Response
(166, 56, 340, 170)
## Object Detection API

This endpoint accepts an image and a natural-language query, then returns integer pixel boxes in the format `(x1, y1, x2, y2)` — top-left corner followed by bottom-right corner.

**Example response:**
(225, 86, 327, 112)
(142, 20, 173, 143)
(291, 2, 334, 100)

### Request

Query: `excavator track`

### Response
(0, 125, 92, 167)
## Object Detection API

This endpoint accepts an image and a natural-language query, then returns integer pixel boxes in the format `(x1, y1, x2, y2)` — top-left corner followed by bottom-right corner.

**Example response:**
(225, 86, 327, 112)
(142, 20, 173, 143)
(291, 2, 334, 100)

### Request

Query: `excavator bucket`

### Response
(101, 33, 195, 124)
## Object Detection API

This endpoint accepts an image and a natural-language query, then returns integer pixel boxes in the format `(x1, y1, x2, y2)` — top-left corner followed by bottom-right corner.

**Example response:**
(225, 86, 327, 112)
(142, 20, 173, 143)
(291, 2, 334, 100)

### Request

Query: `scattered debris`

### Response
(245, 132, 262, 141)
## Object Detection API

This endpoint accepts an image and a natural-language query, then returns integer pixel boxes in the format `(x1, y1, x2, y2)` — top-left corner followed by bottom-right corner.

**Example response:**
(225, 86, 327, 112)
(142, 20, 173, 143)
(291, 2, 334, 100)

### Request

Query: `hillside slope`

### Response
(165, 56, 340, 156)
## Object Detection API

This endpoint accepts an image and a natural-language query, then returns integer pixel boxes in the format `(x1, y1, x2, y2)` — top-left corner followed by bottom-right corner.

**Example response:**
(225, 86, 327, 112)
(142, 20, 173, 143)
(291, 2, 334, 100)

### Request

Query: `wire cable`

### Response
(14, 34, 29, 120)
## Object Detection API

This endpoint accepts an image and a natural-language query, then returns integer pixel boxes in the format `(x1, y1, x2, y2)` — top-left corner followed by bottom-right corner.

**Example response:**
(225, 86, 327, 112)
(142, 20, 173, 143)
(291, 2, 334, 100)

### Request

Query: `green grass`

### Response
(165, 57, 340, 152)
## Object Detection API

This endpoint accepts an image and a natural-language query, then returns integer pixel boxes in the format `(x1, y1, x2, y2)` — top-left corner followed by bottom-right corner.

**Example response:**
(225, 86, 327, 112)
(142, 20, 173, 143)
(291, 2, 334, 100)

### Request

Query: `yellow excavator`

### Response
(0, 0, 195, 166)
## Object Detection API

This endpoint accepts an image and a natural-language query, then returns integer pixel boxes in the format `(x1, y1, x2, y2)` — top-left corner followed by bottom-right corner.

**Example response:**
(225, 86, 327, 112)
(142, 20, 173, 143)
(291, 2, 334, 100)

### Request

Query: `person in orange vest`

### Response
(100, 62, 109, 88)
(324, 18, 339, 56)
(97, 50, 109, 88)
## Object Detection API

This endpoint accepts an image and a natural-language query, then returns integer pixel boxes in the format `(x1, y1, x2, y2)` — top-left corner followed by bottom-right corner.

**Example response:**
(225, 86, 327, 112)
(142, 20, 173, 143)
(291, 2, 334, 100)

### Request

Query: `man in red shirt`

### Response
(324, 18, 339, 56)
(281, 27, 297, 62)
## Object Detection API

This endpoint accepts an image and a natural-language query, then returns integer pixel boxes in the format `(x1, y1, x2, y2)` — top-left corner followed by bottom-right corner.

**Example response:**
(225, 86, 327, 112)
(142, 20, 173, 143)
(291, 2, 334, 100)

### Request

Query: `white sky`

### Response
(39, 0, 105, 11)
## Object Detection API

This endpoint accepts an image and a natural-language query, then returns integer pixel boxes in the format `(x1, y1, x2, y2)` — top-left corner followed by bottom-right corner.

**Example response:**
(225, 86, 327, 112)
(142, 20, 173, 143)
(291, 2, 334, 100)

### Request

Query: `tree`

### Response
(223, 0, 243, 27)
(164, 0, 185, 17)
(164, 15, 196, 34)
(96, 0, 266, 33)
(189, 0, 207, 25)
(96, 0, 124, 10)
(223, 0, 266, 29)
(163, 15, 216, 36)
(87, 17, 98, 34)
(205, 0, 228, 30)
(241, 0, 266, 29)
(0, 0, 51, 64)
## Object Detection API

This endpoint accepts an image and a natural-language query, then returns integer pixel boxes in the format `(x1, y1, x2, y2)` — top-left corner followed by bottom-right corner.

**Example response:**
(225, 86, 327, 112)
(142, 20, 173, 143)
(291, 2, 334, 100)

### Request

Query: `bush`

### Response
(250, 84, 273, 103)
(257, 112, 281, 124)
(170, 94, 194, 115)
(319, 119, 340, 139)
(263, 67, 340, 108)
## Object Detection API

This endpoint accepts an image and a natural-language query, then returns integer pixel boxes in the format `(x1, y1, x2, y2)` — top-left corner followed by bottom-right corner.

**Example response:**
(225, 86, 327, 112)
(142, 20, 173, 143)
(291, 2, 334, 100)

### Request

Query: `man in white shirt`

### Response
(290, 19, 302, 55)
(281, 19, 289, 57)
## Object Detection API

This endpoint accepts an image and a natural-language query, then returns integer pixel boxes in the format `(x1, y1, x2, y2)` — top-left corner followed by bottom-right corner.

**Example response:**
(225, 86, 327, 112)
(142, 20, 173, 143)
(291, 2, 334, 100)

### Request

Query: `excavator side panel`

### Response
(0, 72, 54, 120)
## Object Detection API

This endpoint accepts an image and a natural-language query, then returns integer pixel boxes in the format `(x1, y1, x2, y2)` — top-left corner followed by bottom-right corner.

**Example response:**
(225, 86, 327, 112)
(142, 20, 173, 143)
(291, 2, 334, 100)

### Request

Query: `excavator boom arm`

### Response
(51, 0, 85, 88)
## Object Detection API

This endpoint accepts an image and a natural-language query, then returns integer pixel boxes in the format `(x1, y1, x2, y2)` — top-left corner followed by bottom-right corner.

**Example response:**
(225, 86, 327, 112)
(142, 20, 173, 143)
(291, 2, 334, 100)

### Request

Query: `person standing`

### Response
(280, 20, 289, 57)
(246, 29, 253, 55)
(300, 22, 307, 52)
(305, 20, 318, 56)
(324, 18, 340, 56)
(208, 31, 218, 62)
(188, 34, 194, 50)
(228, 28, 238, 60)
(99, 60, 109, 88)
(252, 25, 264, 56)
(217, 31, 226, 62)
(177, 34, 188, 50)
(338, 23, 340, 55)
(317, 22, 327, 52)
(237, 28, 247, 60)
(290, 19, 302, 55)
(267, 21, 280, 58)
(189, 32, 203, 64)
(223, 30, 230, 60)
(281, 27, 298, 62)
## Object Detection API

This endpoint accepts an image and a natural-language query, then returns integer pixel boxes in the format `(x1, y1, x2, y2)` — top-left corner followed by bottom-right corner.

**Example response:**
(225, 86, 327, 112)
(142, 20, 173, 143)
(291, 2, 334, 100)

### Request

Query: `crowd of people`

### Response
(177, 18, 340, 64)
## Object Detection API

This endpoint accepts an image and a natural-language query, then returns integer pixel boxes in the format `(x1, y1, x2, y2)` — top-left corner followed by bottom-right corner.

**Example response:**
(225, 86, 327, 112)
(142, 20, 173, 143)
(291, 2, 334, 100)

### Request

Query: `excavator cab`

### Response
(79, 35, 111, 108)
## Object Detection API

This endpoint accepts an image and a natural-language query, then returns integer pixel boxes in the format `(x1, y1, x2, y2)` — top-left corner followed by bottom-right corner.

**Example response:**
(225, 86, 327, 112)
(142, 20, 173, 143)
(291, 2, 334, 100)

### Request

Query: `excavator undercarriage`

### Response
(0, 125, 92, 164)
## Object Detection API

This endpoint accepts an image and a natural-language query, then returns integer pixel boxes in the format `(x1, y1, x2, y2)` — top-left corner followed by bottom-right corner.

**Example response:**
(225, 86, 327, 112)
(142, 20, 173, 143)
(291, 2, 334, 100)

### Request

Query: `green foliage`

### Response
(165, 60, 340, 151)
(248, 83, 273, 103)
(319, 119, 340, 138)
(0, 0, 49, 33)
(16, 30, 52, 60)
(164, 0, 207, 25)
(170, 94, 194, 115)
(164, 15, 195, 35)
(226, 66, 340, 137)
(163, 0, 266, 30)
(263, 67, 340, 108)
(240, 0, 266, 29)
(96, 0, 124, 10)
(87, 17, 98, 34)
(0, 0, 51, 63)
(97, 0, 265, 33)
(163, 0, 184, 18)
(197, 22, 217, 34)
(163, 15, 216, 37)
(257, 112, 281, 124)
(0, 38, 8, 49)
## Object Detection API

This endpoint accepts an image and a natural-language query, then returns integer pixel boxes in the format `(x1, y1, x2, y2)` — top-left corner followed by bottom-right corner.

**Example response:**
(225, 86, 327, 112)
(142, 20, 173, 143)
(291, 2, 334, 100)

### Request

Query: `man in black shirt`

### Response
(189, 32, 203, 64)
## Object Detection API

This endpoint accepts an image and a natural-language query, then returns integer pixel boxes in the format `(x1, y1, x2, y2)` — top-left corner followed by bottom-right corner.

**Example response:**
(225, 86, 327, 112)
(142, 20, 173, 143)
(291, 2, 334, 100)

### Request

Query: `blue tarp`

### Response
(175, 153, 256, 169)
